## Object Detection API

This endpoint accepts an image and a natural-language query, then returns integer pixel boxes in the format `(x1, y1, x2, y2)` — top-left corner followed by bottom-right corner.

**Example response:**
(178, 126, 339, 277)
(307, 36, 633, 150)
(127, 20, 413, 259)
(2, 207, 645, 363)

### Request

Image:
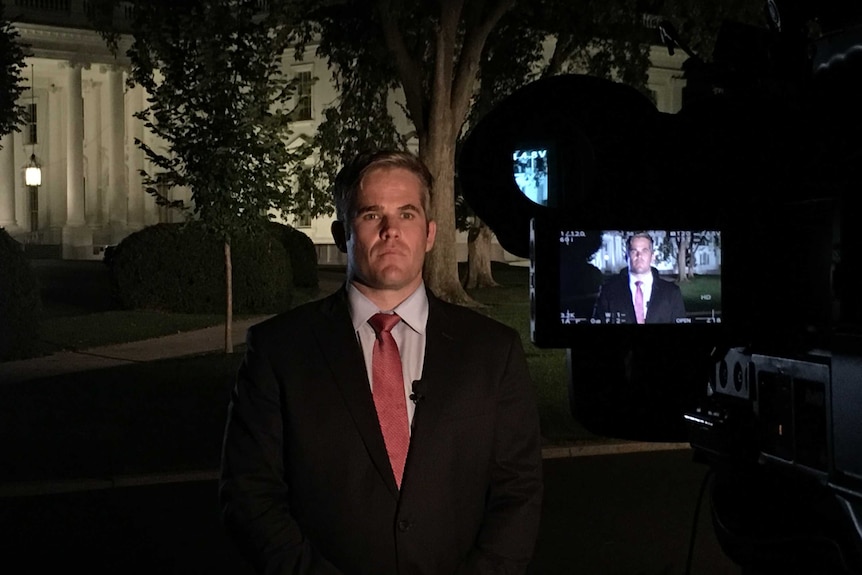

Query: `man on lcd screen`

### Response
(592, 232, 686, 324)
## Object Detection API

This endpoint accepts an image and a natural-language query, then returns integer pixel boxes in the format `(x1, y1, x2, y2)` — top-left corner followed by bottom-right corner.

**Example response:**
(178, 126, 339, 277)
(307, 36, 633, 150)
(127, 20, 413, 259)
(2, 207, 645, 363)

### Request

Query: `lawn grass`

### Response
(19, 262, 596, 456)
(36, 310, 247, 354)
(33, 285, 325, 355)
(678, 274, 721, 315)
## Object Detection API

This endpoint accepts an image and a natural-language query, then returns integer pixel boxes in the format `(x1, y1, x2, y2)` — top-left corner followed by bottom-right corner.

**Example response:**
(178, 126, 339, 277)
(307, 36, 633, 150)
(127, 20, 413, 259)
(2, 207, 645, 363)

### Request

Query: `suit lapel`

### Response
(616, 270, 637, 323)
(646, 269, 663, 323)
(309, 288, 400, 496)
(404, 296, 460, 479)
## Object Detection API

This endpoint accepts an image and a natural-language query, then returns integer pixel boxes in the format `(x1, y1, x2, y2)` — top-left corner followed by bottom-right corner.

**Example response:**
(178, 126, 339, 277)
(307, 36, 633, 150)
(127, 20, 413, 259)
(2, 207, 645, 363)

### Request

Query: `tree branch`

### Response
(428, 0, 463, 140)
(450, 0, 515, 128)
(374, 0, 428, 135)
(542, 32, 577, 78)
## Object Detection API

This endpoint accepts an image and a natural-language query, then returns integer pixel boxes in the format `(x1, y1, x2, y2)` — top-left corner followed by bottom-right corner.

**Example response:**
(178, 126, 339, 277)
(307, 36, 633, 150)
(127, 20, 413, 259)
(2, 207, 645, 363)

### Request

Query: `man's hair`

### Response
(332, 150, 433, 224)
(626, 232, 654, 253)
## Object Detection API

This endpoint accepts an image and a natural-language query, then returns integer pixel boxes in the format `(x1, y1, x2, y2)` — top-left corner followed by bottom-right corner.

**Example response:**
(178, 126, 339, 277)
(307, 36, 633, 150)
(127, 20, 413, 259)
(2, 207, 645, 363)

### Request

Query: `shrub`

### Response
(110, 221, 293, 314)
(0, 229, 42, 361)
(267, 222, 318, 289)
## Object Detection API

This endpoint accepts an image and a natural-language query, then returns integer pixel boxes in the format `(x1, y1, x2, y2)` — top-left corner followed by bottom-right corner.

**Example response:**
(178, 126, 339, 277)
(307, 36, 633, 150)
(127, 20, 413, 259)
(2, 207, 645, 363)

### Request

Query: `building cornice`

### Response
(648, 45, 690, 71)
(13, 23, 132, 67)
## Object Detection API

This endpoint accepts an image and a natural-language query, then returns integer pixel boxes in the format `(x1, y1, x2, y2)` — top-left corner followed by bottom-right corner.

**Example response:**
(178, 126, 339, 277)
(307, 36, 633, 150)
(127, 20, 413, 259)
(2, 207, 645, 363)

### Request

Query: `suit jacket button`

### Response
(398, 520, 411, 532)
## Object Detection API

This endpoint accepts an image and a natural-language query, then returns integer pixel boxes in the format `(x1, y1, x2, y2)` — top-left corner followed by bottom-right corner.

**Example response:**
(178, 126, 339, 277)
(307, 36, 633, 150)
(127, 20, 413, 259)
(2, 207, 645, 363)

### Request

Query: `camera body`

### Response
(690, 342, 862, 493)
(458, 5, 862, 571)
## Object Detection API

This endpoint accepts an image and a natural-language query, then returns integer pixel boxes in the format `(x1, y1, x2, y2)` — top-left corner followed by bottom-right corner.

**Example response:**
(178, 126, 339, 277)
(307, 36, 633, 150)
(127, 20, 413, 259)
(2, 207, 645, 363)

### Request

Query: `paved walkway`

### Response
(1, 264, 345, 385)
(0, 315, 273, 385)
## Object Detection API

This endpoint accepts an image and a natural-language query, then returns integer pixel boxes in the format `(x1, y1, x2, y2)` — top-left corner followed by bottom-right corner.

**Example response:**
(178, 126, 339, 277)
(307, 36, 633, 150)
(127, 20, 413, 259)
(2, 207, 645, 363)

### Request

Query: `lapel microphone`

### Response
(410, 380, 426, 404)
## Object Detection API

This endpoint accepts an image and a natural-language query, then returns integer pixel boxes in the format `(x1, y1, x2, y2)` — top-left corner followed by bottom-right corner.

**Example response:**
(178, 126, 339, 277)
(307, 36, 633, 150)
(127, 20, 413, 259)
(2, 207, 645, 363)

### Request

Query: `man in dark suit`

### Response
(591, 232, 687, 324)
(219, 150, 543, 574)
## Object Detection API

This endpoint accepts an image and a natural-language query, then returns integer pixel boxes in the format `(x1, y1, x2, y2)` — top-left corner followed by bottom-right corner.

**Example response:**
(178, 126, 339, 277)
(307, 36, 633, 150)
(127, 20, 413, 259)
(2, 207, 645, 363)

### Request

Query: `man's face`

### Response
(627, 236, 654, 275)
(342, 166, 436, 302)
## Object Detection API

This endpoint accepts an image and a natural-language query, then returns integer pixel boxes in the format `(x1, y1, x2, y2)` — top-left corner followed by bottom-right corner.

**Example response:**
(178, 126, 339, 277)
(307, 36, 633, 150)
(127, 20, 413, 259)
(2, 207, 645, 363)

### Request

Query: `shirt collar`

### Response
(630, 271, 653, 289)
(347, 282, 429, 335)
(629, 274, 652, 290)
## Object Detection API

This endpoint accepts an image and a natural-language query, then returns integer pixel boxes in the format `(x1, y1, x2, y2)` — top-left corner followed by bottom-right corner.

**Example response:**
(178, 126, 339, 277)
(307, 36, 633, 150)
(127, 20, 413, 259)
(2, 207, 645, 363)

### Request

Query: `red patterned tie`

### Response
(368, 313, 410, 488)
(635, 281, 645, 324)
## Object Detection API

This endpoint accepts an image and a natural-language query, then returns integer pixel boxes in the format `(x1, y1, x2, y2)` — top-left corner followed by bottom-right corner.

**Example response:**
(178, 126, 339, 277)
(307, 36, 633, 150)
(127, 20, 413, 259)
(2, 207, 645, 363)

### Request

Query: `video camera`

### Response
(458, 1, 862, 572)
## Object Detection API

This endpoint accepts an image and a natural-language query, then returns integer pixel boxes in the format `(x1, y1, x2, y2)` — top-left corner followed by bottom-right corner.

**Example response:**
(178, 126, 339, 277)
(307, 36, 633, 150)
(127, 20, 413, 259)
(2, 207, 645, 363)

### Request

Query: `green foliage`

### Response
(678, 274, 722, 314)
(0, 229, 42, 361)
(115, 0, 313, 331)
(38, 310, 237, 353)
(126, 0, 304, 245)
(303, 0, 759, 237)
(278, 160, 339, 225)
(652, 0, 765, 60)
(0, 3, 28, 141)
(267, 221, 319, 289)
(109, 222, 293, 314)
(501, 0, 653, 85)
(298, 0, 483, 208)
(295, 1, 408, 219)
(303, 0, 656, 236)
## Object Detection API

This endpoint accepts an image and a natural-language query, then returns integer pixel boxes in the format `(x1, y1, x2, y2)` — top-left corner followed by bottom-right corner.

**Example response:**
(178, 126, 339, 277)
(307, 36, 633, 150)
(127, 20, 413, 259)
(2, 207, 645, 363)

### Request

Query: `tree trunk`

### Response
(676, 232, 689, 283)
(464, 219, 499, 289)
(224, 240, 233, 354)
(374, 0, 512, 306)
(421, 135, 474, 305)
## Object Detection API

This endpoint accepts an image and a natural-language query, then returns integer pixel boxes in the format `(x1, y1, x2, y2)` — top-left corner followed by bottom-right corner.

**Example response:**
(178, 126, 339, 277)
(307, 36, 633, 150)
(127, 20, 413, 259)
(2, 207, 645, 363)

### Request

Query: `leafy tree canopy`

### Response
(297, 0, 765, 212)
(648, 0, 765, 60)
(125, 0, 306, 239)
(291, 0, 764, 300)
(0, 3, 28, 144)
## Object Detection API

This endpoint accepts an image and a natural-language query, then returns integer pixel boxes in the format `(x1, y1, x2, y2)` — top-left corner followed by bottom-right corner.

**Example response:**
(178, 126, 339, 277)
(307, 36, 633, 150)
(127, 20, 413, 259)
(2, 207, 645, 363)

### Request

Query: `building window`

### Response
(25, 102, 37, 145)
(290, 70, 313, 122)
(296, 209, 311, 228)
(21, 0, 71, 12)
(155, 172, 173, 223)
(294, 166, 314, 227)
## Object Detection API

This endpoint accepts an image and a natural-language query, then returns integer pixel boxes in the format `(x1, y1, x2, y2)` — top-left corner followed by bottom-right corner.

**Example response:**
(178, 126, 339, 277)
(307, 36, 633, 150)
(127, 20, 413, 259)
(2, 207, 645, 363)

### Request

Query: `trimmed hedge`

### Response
(0, 229, 42, 361)
(267, 221, 318, 289)
(110, 221, 293, 314)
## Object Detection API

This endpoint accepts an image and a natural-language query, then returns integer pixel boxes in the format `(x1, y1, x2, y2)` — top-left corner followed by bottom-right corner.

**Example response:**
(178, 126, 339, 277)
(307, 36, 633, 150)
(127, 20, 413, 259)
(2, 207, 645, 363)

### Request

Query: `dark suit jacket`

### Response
(591, 268, 687, 324)
(219, 287, 543, 575)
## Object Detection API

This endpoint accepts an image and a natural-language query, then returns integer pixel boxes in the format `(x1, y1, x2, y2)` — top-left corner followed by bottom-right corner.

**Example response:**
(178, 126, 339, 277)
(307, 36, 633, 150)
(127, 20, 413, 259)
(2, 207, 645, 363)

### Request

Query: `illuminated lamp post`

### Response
(24, 63, 41, 187)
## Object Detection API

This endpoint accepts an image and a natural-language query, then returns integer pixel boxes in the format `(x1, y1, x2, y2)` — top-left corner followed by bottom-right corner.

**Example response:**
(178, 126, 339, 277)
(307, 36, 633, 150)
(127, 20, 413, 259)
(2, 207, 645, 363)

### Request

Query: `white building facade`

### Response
(1, 3, 688, 261)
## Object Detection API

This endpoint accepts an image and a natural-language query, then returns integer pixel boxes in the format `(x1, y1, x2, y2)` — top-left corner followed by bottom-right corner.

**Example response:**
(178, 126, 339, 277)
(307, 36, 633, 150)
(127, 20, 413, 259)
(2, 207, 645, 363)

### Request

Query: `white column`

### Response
(0, 133, 17, 230)
(668, 76, 685, 114)
(127, 82, 145, 229)
(65, 62, 85, 227)
(62, 61, 93, 259)
(48, 83, 65, 231)
(105, 65, 127, 239)
(83, 78, 103, 226)
(13, 131, 29, 230)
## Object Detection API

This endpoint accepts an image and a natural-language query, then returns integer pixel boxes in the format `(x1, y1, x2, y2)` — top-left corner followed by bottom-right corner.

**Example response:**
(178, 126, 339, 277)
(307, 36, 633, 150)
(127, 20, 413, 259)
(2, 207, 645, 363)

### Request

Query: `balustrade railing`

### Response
(10, 0, 134, 33)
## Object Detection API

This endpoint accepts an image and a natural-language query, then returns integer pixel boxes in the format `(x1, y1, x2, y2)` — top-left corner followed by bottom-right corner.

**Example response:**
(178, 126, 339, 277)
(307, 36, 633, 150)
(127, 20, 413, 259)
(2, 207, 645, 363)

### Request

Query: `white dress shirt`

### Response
(347, 283, 429, 431)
